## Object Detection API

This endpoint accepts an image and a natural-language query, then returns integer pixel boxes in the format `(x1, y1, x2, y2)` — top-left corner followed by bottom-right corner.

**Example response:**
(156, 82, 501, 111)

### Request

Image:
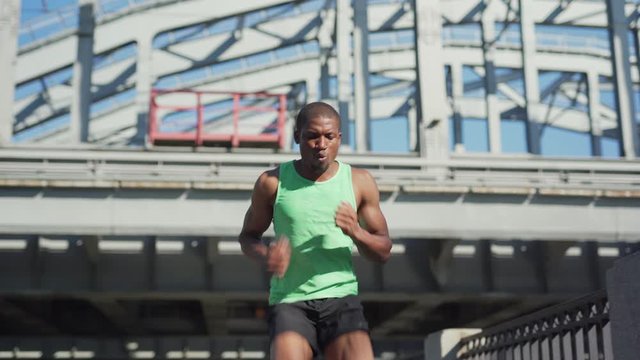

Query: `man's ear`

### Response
(293, 129, 300, 144)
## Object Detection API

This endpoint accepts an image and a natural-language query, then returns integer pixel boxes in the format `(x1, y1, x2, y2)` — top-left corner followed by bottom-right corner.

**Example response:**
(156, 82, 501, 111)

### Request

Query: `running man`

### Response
(239, 102, 392, 359)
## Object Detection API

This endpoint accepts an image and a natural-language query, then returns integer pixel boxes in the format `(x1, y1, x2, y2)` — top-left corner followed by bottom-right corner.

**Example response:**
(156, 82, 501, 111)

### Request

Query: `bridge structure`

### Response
(1, 0, 640, 358)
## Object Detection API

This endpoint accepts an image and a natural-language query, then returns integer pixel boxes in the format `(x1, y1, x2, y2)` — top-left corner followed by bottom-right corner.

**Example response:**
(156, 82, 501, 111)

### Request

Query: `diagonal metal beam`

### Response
(540, 72, 574, 100)
(375, 5, 408, 31)
(0, 299, 60, 334)
(86, 297, 145, 335)
(370, 299, 445, 336)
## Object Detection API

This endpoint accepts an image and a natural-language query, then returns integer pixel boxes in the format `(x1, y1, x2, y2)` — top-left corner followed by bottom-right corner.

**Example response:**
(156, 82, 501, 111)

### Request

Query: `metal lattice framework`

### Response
(1, 0, 639, 157)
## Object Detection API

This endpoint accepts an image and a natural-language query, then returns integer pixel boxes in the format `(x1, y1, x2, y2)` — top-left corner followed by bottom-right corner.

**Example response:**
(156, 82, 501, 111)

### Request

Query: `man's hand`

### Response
(267, 236, 291, 278)
(335, 201, 361, 238)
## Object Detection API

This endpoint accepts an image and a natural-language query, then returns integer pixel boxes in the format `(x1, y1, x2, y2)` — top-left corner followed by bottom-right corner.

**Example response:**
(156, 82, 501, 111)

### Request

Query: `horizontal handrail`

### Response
(148, 89, 287, 149)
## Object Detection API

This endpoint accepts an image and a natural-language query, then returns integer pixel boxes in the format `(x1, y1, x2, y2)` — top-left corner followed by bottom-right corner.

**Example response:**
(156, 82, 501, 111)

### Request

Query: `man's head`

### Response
(294, 102, 342, 173)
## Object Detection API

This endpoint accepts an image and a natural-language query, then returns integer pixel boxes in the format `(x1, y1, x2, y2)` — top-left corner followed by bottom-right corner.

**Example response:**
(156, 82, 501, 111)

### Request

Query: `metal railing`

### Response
(148, 89, 287, 148)
(458, 290, 612, 360)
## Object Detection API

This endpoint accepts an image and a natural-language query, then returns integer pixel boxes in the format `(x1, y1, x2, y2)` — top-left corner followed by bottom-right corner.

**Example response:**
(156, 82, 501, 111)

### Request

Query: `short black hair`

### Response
(295, 102, 341, 131)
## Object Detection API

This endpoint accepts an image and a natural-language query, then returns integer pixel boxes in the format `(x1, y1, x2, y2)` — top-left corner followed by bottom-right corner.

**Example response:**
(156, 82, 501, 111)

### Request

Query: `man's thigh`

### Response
(271, 331, 315, 360)
(269, 302, 318, 357)
(324, 330, 373, 360)
(317, 295, 371, 354)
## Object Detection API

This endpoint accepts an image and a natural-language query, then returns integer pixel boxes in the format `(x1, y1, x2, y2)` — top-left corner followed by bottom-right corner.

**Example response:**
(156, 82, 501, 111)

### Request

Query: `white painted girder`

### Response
(17, 0, 635, 85)
(12, 0, 640, 149)
(441, 0, 637, 27)
(18, 42, 630, 145)
(20, 42, 629, 138)
(152, 14, 320, 78)
(16, 0, 294, 84)
(368, 0, 413, 31)
(14, 58, 137, 133)
(0, 0, 20, 146)
(28, 67, 619, 145)
(38, 60, 317, 143)
(40, 102, 138, 145)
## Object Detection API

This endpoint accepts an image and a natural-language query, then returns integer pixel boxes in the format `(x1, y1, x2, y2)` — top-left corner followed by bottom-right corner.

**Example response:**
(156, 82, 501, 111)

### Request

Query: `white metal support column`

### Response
(336, 0, 352, 147)
(414, 0, 449, 159)
(481, 0, 501, 154)
(353, 0, 371, 152)
(0, 0, 20, 146)
(70, 0, 95, 143)
(587, 71, 603, 156)
(137, 32, 154, 146)
(606, 0, 639, 159)
(519, 0, 541, 155)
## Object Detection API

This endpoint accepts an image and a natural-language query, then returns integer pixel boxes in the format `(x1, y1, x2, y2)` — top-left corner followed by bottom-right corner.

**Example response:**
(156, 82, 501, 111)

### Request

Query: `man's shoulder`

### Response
(348, 165, 373, 181)
(255, 166, 280, 194)
(348, 165, 377, 190)
(264, 166, 281, 178)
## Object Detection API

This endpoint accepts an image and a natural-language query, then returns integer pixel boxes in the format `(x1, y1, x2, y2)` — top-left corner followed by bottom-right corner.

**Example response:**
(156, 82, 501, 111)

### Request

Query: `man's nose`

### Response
(316, 137, 327, 149)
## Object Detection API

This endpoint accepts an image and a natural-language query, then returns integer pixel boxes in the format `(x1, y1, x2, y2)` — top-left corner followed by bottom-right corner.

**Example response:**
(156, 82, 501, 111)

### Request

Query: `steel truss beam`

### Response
(0, 237, 634, 297)
(0, 236, 635, 339)
(0, 148, 639, 240)
(8, 0, 640, 155)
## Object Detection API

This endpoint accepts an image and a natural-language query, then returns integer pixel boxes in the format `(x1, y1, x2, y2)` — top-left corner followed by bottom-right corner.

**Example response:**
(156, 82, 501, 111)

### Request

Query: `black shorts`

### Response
(268, 295, 369, 356)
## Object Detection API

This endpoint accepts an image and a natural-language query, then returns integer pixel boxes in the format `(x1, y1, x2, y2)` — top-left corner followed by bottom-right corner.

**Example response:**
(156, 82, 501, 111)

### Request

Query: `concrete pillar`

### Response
(587, 71, 603, 156)
(137, 33, 154, 146)
(607, 251, 640, 360)
(414, 0, 449, 159)
(353, 0, 371, 152)
(451, 62, 464, 153)
(481, 0, 501, 154)
(336, 0, 352, 148)
(519, 0, 541, 155)
(0, 0, 21, 146)
(606, 0, 639, 159)
(424, 328, 481, 360)
(69, 0, 95, 143)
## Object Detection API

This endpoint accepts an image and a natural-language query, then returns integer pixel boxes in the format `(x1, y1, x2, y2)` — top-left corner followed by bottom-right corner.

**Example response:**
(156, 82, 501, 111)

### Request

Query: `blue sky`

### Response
(21, 0, 76, 22)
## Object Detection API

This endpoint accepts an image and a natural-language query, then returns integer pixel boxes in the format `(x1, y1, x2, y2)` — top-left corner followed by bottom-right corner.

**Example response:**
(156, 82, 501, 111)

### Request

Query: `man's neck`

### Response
(295, 160, 338, 182)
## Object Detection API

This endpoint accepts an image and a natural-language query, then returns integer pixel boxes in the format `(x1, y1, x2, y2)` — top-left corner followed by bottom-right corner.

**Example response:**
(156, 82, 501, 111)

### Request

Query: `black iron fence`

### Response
(458, 290, 612, 360)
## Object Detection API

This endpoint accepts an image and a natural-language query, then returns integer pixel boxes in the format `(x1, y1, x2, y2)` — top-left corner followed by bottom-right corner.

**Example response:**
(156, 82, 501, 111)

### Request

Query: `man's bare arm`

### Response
(238, 169, 290, 276)
(335, 169, 392, 263)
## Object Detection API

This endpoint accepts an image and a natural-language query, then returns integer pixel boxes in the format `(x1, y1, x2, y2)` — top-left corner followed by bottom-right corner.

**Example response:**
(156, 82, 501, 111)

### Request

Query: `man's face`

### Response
(296, 115, 341, 172)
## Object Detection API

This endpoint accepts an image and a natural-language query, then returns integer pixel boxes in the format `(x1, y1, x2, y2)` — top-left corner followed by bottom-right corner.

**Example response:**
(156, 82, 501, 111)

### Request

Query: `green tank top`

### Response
(270, 160, 358, 304)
